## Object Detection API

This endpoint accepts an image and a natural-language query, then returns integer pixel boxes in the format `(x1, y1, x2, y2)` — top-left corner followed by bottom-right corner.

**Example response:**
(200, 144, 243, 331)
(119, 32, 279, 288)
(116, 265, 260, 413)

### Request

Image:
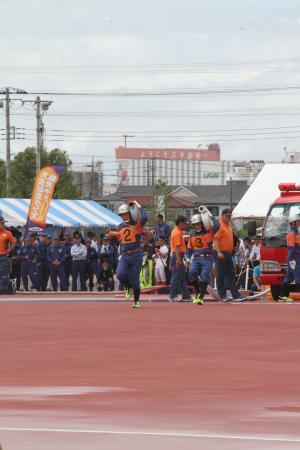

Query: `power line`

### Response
(5, 84, 300, 96)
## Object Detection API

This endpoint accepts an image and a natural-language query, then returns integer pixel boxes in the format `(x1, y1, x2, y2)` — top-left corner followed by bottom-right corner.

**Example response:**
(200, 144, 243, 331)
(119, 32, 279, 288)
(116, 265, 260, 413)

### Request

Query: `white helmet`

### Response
(191, 214, 202, 225)
(289, 213, 300, 224)
(118, 204, 130, 215)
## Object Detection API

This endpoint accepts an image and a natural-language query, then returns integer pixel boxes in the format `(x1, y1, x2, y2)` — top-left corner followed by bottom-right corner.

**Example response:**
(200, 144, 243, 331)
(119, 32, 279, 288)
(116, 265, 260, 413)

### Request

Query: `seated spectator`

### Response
(98, 261, 114, 291)
(250, 261, 261, 292)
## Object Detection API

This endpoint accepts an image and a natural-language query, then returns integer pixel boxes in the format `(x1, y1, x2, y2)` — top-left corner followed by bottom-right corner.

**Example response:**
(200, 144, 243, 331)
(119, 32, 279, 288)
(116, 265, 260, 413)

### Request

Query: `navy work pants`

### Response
(188, 255, 213, 284)
(117, 251, 143, 290)
(37, 262, 49, 291)
(72, 260, 87, 291)
(21, 261, 38, 291)
(215, 251, 240, 300)
(49, 263, 67, 291)
(169, 253, 190, 299)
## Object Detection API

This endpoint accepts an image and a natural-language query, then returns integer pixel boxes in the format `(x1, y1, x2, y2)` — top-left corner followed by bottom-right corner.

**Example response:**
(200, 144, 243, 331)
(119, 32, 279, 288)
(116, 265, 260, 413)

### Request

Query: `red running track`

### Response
(0, 301, 300, 449)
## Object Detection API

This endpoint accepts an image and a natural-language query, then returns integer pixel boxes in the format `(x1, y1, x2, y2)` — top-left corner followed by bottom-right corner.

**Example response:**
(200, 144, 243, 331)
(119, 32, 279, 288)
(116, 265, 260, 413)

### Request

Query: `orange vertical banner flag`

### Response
(25, 165, 63, 235)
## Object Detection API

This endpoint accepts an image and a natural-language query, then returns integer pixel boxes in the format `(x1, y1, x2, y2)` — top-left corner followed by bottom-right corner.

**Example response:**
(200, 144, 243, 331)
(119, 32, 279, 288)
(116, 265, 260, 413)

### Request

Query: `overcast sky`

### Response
(1, 0, 300, 181)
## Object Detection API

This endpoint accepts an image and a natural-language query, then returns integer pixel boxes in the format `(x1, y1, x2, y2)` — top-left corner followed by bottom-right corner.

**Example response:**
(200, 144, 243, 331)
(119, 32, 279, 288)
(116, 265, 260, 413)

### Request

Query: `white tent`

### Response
(232, 163, 300, 219)
(0, 199, 121, 227)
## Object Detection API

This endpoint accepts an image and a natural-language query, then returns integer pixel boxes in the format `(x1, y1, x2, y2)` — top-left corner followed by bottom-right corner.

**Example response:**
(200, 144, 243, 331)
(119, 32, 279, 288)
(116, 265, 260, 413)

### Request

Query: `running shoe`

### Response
(125, 288, 133, 300)
(132, 301, 141, 308)
(193, 294, 204, 305)
(233, 296, 246, 302)
(278, 296, 293, 303)
(192, 294, 200, 304)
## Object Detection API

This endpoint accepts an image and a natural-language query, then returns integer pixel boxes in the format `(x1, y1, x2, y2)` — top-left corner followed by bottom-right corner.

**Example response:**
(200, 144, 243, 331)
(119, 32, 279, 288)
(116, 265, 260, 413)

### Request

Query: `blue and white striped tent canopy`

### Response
(0, 198, 122, 227)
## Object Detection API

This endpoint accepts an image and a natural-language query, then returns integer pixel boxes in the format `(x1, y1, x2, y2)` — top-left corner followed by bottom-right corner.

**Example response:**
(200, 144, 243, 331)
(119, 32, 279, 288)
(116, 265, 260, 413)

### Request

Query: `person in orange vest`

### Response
(214, 209, 245, 302)
(0, 216, 15, 293)
(169, 215, 191, 302)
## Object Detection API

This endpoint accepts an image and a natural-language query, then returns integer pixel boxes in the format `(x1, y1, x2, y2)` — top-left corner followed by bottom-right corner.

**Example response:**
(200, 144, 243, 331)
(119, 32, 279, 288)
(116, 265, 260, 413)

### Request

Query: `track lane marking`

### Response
(0, 427, 299, 442)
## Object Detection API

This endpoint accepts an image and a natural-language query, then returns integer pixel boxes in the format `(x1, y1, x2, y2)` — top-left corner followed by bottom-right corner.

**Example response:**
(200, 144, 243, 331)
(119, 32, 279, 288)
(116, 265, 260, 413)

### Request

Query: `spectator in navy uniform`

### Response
(8, 229, 21, 290)
(154, 214, 171, 242)
(86, 239, 99, 291)
(18, 237, 39, 291)
(47, 236, 67, 291)
(36, 234, 52, 291)
(71, 236, 87, 291)
(62, 233, 73, 290)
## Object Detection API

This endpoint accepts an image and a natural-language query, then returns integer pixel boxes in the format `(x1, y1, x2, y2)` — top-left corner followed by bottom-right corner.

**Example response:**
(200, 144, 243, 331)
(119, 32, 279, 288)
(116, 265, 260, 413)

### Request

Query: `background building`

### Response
(71, 161, 103, 199)
(225, 160, 265, 186)
(116, 145, 264, 187)
(102, 184, 248, 221)
(282, 147, 300, 163)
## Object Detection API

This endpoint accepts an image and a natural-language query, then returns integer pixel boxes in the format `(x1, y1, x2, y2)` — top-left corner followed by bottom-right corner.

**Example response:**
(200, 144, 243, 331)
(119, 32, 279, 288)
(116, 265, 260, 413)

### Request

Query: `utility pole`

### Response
(122, 134, 134, 148)
(21, 96, 52, 175)
(151, 158, 156, 186)
(5, 88, 11, 189)
(1, 88, 27, 195)
(36, 96, 42, 174)
(89, 157, 94, 198)
(230, 176, 233, 211)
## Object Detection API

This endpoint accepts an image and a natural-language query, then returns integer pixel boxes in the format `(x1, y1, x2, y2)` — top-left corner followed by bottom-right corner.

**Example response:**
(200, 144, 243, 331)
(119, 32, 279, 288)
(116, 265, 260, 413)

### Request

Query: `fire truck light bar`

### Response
(279, 183, 300, 192)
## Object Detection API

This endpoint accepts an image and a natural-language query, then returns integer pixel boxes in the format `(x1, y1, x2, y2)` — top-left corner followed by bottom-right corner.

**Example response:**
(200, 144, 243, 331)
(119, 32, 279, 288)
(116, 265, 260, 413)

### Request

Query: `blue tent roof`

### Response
(0, 198, 121, 227)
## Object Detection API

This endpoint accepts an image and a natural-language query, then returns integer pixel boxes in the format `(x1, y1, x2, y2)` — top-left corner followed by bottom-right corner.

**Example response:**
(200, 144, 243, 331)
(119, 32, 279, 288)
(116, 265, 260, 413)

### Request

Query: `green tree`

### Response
(47, 148, 78, 199)
(147, 179, 172, 226)
(8, 147, 78, 199)
(9, 147, 36, 197)
(0, 159, 6, 197)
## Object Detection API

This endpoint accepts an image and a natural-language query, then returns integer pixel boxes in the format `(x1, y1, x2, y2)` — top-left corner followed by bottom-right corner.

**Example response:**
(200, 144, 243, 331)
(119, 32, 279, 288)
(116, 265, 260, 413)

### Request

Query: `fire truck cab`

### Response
(260, 183, 300, 300)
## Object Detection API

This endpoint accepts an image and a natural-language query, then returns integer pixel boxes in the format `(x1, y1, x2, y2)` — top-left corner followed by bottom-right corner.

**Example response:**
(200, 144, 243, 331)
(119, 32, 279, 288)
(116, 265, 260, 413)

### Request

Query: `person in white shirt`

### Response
(250, 236, 261, 262)
(90, 233, 99, 252)
(153, 237, 169, 284)
(71, 236, 87, 291)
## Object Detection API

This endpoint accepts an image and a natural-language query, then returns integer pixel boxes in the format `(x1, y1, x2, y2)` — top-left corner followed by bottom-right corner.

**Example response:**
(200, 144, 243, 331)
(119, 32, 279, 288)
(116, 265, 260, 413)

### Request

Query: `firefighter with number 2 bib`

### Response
(109, 201, 148, 308)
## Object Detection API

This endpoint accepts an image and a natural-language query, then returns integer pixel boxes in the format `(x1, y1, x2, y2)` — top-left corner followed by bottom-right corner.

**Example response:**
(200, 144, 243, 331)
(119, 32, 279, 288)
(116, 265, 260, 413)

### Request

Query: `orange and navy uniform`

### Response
(286, 226, 300, 260)
(109, 207, 148, 254)
(186, 217, 219, 259)
(213, 218, 234, 252)
(0, 229, 15, 256)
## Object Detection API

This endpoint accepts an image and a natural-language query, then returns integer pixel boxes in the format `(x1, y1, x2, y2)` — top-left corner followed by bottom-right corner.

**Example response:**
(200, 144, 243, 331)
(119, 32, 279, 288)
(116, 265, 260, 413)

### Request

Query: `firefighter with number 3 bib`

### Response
(186, 213, 219, 305)
(109, 201, 148, 308)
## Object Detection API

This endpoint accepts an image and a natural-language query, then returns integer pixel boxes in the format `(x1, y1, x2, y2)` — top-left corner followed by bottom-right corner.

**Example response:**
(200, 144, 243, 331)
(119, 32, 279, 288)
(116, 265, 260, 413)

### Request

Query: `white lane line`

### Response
(0, 427, 299, 443)
(0, 386, 131, 400)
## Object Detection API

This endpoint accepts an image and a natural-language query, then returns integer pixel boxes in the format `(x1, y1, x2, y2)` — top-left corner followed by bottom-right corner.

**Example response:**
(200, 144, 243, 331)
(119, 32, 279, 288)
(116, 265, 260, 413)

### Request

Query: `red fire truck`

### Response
(260, 183, 300, 300)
